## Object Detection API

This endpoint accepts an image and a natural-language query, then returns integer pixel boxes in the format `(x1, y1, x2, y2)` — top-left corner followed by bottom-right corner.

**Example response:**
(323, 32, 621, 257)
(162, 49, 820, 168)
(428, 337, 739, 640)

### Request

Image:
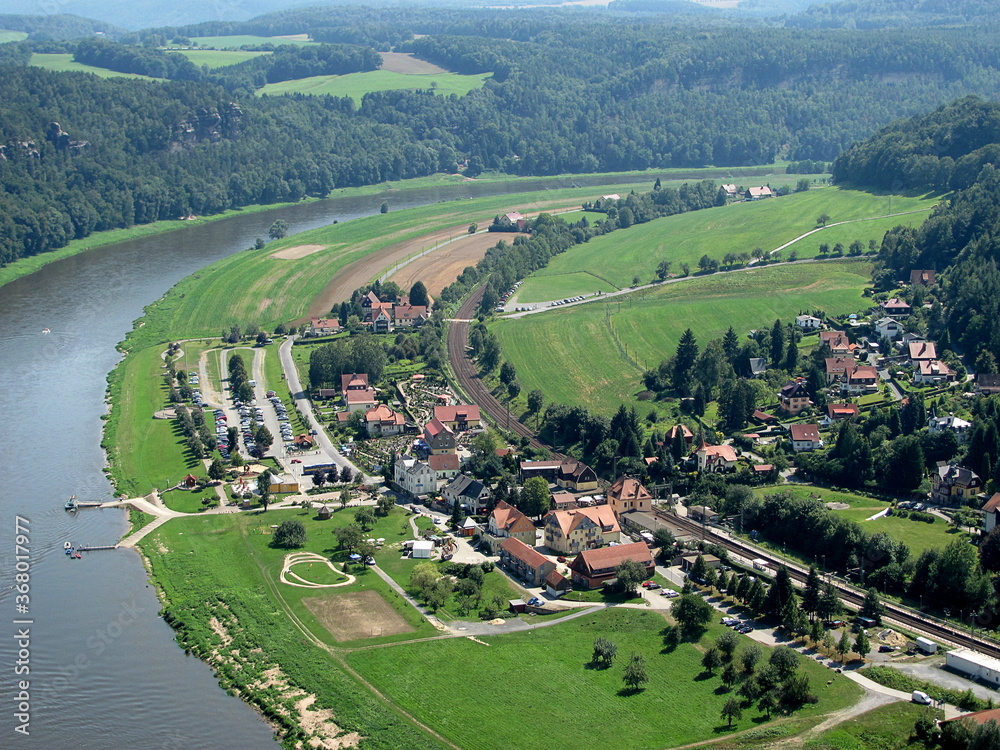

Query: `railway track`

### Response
(446, 286, 561, 456)
(661, 509, 1000, 658)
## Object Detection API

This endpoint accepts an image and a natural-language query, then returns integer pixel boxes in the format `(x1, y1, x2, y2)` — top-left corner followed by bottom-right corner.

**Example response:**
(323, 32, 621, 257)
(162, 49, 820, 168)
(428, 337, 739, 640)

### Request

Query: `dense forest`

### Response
(833, 96, 1000, 364)
(4, 6, 1000, 268)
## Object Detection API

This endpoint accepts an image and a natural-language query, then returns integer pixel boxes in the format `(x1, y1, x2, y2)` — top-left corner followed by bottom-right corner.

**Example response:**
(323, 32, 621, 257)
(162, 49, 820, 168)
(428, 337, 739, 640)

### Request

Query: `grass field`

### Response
(514, 187, 936, 303)
(174, 49, 270, 68)
(258, 70, 492, 103)
(805, 701, 940, 750)
(139, 508, 447, 749)
(29, 53, 160, 79)
(494, 260, 873, 415)
(0, 30, 28, 43)
(347, 608, 861, 750)
(190, 35, 315, 48)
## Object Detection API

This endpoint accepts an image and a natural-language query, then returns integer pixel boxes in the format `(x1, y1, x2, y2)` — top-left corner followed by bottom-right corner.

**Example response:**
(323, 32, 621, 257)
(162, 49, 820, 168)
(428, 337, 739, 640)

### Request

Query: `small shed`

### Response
(915, 637, 938, 655)
(509, 599, 526, 614)
(317, 505, 332, 520)
(460, 517, 478, 537)
(545, 570, 571, 598)
(183, 474, 199, 488)
(412, 540, 434, 559)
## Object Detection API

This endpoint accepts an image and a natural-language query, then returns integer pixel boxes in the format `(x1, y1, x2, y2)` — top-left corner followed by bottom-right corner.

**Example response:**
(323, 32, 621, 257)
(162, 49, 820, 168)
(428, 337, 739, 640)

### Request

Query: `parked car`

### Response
(291, 459, 302, 464)
(878, 645, 894, 653)
(556, 556, 567, 563)
(646, 583, 661, 590)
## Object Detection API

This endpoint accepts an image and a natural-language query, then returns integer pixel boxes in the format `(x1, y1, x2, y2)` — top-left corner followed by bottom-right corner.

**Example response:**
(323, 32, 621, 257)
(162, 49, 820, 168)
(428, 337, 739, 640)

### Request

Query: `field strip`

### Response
(769, 207, 934, 256)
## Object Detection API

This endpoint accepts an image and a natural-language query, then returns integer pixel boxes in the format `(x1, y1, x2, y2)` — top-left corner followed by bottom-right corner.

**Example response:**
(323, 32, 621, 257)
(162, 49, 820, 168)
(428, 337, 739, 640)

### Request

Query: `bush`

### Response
(272, 520, 307, 548)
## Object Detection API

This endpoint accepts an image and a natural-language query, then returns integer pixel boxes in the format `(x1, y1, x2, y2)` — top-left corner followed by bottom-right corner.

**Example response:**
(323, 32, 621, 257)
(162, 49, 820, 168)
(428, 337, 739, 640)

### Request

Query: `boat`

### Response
(42, 328, 50, 334)
(65, 547, 74, 555)
(73, 552, 82, 559)
(65, 496, 78, 511)
(63, 542, 72, 549)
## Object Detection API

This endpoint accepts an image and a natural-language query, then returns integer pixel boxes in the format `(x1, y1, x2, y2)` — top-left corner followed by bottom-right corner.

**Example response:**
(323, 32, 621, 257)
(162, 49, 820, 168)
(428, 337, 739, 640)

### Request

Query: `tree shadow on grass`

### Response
(694, 671, 715, 682)
(617, 686, 645, 697)
(713, 724, 737, 734)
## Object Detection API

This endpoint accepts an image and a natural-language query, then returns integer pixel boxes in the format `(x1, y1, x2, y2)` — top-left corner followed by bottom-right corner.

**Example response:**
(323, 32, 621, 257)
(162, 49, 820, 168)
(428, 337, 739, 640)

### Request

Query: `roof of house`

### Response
(424, 417, 454, 439)
(941, 707, 1000, 726)
(559, 458, 596, 483)
(545, 569, 570, 589)
(394, 304, 428, 322)
(551, 491, 577, 506)
(977, 373, 1000, 389)
(753, 464, 774, 472)
(504, 211, 524, 222)
(446, 474, 489, 501)
(668, 424, 694, 440)
(520, 459, 563, 471)
(827, 403, 860, 419)
(433, 404, 482, 424)
(753, 409, 778, 422)
(294, 434, 314, 446)
(909, 341, 938, 360)
(345, 388, 377, 405)
(789, 424, 821, 442)
(919, 359, 953, 377)
(747, 186, 772, 197)
(910, 269, 936, 286)
(983, 493, 1000, 514)
(548, 506, 620, 537)
(500, 536, 549, 569)
(698, 443, 738, 463)
(825, 356, 857, 374)
(796, 314, 821, 323)
(570, 542, 654, 575)
(428, 453, 460, 472)
(608, 476, 652, 504)
(848, 365, 879, 381)
(748, 357, 768, 375)
(341, 372, 370, 391)
(363, 290, 381, 305)
(820, 331, 857, 351)
(365, 403, 405, 425)
(875, 316, 901, 328)
(883, 297, 912, 310)
(929, 414, 971, 431)
(491, 500, 534, 534)
(779, 380, 810, 398)
(310, 317, 340, 329)
(936, 463, 981, 486)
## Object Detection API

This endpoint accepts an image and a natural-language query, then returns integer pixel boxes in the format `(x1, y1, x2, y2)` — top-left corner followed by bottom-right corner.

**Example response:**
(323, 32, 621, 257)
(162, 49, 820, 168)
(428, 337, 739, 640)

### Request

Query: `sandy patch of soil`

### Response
(271, 244, 327, 260)
(825, 502, 850, 510)
(388, 233, 499, 296)
(379, 52, 447, 75)
(303, 589, 414, 642)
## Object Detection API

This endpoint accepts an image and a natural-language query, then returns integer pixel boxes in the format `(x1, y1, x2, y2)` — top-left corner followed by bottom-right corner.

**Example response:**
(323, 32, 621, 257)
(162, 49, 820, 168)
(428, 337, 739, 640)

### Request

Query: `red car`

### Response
(556, 556, 567, 563)
(291, 459, 302, 464)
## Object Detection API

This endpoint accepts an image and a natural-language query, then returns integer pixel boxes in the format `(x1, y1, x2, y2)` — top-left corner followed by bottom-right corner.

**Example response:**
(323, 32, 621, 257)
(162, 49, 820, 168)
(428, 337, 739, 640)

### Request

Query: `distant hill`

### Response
(0, 13, 120, 40)
(786, 0, 1000, 29)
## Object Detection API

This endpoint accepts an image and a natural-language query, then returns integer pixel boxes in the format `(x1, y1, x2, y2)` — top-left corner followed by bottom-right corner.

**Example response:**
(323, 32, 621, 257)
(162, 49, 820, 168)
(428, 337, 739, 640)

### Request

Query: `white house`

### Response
(394, 454, 436, 498)
(695, 443, 738, 473)
(983, 494, 1000, 533)
(915, 359, 955, 385)
(442, 474, 491, 513)
(929, 413, 972, 442)
(789, 423, 822, 452)
(796, 314, 822, 330)
(874, 316, 903, 340)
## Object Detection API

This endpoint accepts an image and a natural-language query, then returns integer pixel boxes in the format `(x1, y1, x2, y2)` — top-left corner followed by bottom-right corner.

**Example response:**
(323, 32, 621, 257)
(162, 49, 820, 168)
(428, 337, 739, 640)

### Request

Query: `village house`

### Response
(341, 373, 377, 413)
(308, 317, 341, 337)
(696, 441, 738, 473)
(825, 356, 857, 384)
(681, 553, 721, 572)
(293, 434, 314, 450)
(364, 403, 407, 437)
(721, 184, 739, 197)
(881, 297, 912, 319)
(392, 304, 428, 328)
(874, 317, 904, 340)
(545, 569, 572, 598)
(551, 491, 579, 511)
(748, 357, 768, 377)
(543, 506, 620, 554)
(607, 476, 653, 517)
(428, 453, 461, 483)
(687, 506, 719, 524)
(910, 269, 937, 287)
(667, 423, 695, 447)
(423, 417, 456, 455)
(487, 500, 537, 547)
(820, 330, 857, 355)
(518, 458, 598, 492)
(498, 537, 555, 587)
(433, 404, 482, 432)
(796, 314, 823, 330)
(744, 186, 773, 200)
(931, 463, 983, 505)
(915, 359, 956, 385)
(569, 542, 655, 589)
(977, 374, 1000, 396)
(778, 379, 813, 415)
(983, 494, 1000, 533)
(360, 290, 381, 319)
(394, 454, 436, 498)
(928, 413, 972, 442)
(844, 365, 879, 394)
(789, 423, 822, 452)
(371, 305, 393, 334)
(908, 341, 937, 365)
(442, 474, 491, 514)
(821, 402, 860, 426)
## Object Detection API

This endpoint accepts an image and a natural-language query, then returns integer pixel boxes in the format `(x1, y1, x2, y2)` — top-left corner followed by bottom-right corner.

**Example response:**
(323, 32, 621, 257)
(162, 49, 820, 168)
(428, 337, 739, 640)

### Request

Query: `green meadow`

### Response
(174, 49, 270, 68)
(494, 260, 873, 415)
(347, 608, 861, 750)
(190, 34, 315, 48)
(805, 701, 940, 750)
(0, 30, 28, 43)
(29, 53, 160, 79)
(259, 70, 492, 103)
(515, 187, 936, 303)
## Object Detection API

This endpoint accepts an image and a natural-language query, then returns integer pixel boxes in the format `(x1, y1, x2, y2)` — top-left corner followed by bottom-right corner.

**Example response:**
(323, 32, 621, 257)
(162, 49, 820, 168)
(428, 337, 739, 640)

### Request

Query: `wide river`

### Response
(0, 174, 648, 749)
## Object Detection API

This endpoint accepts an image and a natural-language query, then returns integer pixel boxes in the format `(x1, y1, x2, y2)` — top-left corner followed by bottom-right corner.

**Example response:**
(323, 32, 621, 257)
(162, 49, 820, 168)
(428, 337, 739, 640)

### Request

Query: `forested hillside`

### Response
(4, 7, 1000, 269)
(833, 97, 1000, 366)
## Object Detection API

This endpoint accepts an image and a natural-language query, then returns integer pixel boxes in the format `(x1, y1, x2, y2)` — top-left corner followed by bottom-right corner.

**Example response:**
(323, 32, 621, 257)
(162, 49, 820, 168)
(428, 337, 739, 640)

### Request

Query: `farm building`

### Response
(945, 649, 1000, 686)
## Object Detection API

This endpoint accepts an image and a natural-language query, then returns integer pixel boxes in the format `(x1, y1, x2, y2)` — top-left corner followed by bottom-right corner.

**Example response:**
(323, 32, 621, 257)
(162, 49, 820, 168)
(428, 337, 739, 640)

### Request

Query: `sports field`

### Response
(493, 260, 872, 415)
(29, 53, 160, 79)
(515, 187, 935, 303)
(258, 70, 492, 103)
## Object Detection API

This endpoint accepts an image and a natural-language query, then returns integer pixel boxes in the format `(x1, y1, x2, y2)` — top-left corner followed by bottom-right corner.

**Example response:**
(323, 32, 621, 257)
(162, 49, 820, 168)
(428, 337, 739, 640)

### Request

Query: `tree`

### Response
(817, 213, 831, 227)
(409, 281, 429, 307)
(721, 697, 743, 728)
(208, 458, 226, 481)
(656, 259, 672, 280)
(758, 690, 779, 719)
(592, 637, 618, 668)
(507, 380, 521, 401)
(653, 528, 676, 558)
(689, 554, 708, 581)
(380, 201, 389, 213)
(822, 630, 836, 654)
(702, 646, 723, 675)
(802, 566, 821, 619)
(468, 223, 478, 234)
(616, 559, 647, 595)
(980, 526, 1000, 572)
(622, 652, 648, 691)
(334, 523, 362, 553)
(716, 630, 740, 663)
(721, 663, 740, 690)
(837, 630, 853, 663)
(860, 588, 884, 625)
(268, 219, 288, 240)
(355, 505, 376, 531)
(817, 581, 843, 620)
(272, 519, 307, 548)
(519, 476, 551, 518)
(527, 390, 544, 425)
(340, 465, 353, 484)
(673, 593, 714, 638)
(769, 646, 799, 679)
(854, 628, 871, 660)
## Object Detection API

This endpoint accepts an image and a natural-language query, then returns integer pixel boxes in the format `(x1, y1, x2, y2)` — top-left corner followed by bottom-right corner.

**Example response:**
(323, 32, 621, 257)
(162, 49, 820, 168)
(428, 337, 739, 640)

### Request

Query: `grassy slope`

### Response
(29, 53, 160, 79)
(516, 187, 935, 303)
(347, 608, 862, 750)
(494, 261, 872, 415)
(259, 70, 491, 103)
(190, 35, 315, 48)
(139, 509, 447, 749)
(175, 49, 270, 67)
(805, 701, 940, 750)
(0, 30, 28, 43)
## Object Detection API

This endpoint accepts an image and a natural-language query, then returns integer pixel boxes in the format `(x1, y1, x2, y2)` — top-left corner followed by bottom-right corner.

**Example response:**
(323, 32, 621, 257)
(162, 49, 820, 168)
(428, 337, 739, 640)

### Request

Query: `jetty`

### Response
(65, 496, 104, 511)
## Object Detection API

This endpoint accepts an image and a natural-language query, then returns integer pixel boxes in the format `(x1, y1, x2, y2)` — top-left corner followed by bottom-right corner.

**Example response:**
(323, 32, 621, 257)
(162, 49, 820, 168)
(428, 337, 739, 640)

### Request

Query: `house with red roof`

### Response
(364, 403, 407, 437)
(428, 453, 461, 482)
(915, 359, 955, 385)
(543, 506, 620, 554)
(423, 417, 456, 455)
(908, 341, 938, 365)
(393, 304, 428, 328)
(820, 330, 857, 355)
(881, 297, 912, 319)
(607, 476, 652, 518)
(789, 423, 822, 452)
(983, 493, 1000, 533)
(822, 402, 859, 426)
(845, 365, 879, 394)
(433, 404, 482, 432)
(695, 441, 738, 473)
(487, 500, 537, 547)
(308, 317, 341, 337)
(569, 542, 654, 589)
(498, 537, 555, 587)
(825, 356, 857, 384)
(667, 424, 695, 446)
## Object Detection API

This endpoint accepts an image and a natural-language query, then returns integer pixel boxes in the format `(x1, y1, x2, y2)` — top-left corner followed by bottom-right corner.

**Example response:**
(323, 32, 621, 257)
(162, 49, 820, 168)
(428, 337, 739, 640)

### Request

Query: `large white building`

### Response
(394, 454, 436, 498)
(945, 649, 1000, 687)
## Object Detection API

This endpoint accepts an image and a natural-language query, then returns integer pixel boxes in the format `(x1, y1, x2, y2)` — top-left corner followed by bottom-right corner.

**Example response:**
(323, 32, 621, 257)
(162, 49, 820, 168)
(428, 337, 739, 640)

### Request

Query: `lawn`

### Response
(493, 260, 873, 415)
(259, 70, 492, 103)
(0, 30, 28, 43)
(346, 608, 862, 750)
(29, 53, 161, 79)
(515, 187, 935, 303)
(174, 49, 270, 68)
(139, 508, 447, 749)
(189, 35, 315, 48)
(804, 701, 941, 750)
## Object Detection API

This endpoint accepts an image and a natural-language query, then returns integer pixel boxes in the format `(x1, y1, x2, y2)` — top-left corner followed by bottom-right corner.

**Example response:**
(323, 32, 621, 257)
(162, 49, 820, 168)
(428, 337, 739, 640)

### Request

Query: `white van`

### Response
(912, 690, 932, 705)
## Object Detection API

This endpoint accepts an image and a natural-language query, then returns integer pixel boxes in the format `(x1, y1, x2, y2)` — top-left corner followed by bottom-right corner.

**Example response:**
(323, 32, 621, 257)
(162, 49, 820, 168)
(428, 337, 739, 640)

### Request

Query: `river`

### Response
(0, 173, 650, 749)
